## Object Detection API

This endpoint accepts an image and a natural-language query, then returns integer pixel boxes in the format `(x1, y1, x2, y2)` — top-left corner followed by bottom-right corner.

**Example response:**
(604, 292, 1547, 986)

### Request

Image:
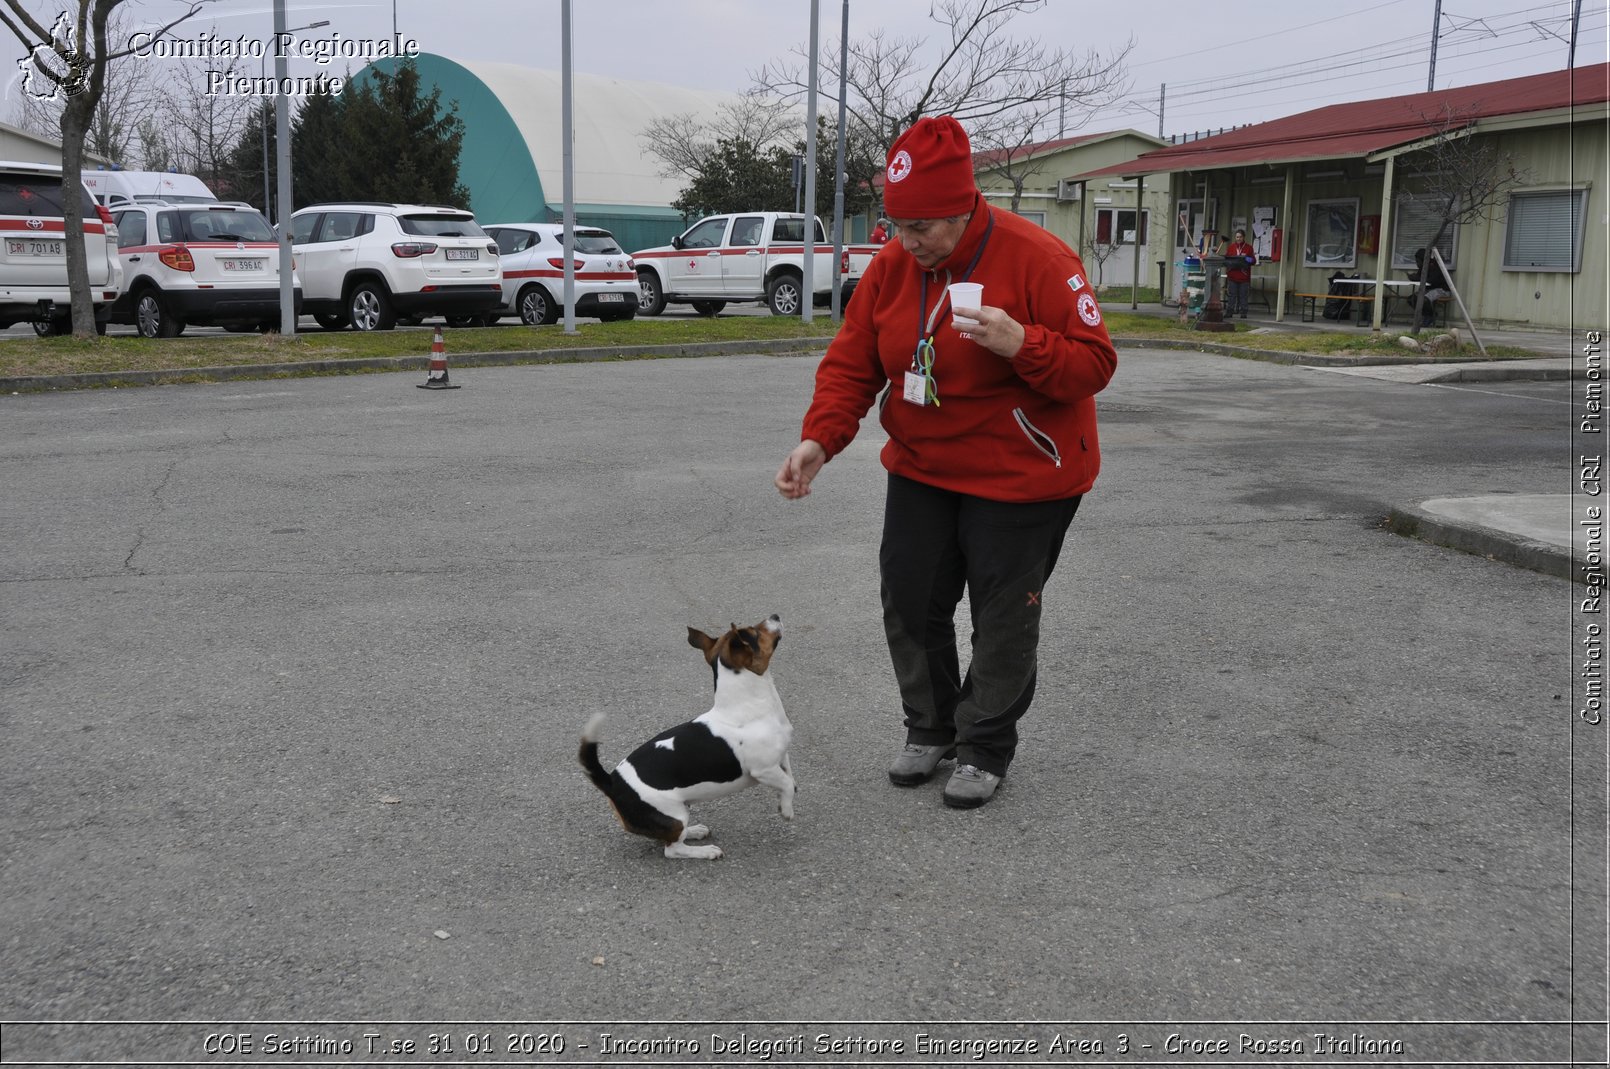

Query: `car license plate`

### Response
(219, 258, 264, 272)
(597, 292, 624, 303)
(446, 248, 478, 261)
(8, 239, 62, 256)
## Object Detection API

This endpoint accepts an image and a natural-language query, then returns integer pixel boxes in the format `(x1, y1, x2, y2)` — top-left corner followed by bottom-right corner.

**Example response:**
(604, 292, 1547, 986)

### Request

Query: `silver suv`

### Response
(289, 202, 502, 331)
(0, 160, 122, 334)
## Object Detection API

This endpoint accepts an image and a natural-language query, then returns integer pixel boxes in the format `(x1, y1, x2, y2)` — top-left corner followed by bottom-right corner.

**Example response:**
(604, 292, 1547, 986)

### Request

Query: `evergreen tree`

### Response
(223, 59, 470, 215)
(673, 137, 794, 218)
(288, 86, 347, 208)
(334, 60, 470, 208)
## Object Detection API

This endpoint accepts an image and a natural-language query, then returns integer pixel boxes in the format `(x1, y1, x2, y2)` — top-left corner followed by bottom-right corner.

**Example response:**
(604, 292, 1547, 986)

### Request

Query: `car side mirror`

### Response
(671, 235, 684, 250)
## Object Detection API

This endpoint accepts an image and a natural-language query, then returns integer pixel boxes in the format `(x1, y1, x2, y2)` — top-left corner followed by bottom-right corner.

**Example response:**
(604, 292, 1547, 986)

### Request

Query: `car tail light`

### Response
(391, 241, 438, 258)
(546, 257, 584, 271)
(158, 245, 195, 272)
(486, 242, 498, 255)
(94, 204, 115, 227)
(841, 250, 850, 273)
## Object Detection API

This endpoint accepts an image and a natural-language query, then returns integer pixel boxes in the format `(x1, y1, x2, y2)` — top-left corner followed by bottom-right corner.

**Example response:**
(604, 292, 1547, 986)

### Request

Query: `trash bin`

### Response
(1179, 257, 1205, 314)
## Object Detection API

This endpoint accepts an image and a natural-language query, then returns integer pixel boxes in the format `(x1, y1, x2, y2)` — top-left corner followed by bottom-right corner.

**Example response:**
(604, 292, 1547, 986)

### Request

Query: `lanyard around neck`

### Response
(918, 209, 995, 340)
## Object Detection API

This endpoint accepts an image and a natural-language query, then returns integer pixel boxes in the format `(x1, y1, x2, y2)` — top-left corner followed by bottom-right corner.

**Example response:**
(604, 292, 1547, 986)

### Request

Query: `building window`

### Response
(1095, 207, 1148, 245)
(1303, 197, 1358, 269)
(1015, 210, 1047, 228)
(1503, 188, 1588, 272)
(1391, 195, 1458, 271)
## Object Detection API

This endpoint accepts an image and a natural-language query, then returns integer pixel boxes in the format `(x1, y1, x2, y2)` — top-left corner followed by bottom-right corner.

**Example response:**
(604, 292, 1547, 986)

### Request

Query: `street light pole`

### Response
(260, 18, 327, 225)
(269, 9, 329, 335)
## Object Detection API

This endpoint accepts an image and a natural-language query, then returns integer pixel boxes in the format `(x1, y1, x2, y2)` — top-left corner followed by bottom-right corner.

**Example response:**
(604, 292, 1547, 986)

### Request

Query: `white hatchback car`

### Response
(109, 200, 298, 337)
(483, 223, 636, 325)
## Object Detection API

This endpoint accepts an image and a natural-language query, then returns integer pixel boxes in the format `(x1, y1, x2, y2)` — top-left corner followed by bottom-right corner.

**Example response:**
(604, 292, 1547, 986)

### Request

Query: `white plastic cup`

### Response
(948, 282, 983, 326)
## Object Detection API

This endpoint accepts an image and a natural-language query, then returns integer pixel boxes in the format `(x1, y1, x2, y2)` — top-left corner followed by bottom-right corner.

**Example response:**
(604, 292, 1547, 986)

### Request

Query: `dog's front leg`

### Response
(751, 765, 796, 820)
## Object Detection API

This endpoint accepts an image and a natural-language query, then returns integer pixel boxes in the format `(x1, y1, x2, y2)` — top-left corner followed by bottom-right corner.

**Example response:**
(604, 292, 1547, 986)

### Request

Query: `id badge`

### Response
(902, 370, 929, 405)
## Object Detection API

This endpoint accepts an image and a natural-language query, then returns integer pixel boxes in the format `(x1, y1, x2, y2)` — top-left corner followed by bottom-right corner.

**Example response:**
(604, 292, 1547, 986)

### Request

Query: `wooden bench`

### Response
(1288, 292, 1373, 323)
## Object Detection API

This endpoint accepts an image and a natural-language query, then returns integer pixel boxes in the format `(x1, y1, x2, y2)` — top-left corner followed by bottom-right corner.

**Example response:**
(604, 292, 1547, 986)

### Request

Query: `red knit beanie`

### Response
(883, 115, 977, 219)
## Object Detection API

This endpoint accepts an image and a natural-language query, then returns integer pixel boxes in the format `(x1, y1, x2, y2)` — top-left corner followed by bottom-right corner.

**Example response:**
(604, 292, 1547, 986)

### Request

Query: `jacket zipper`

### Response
(1012, 408, 1062, 468)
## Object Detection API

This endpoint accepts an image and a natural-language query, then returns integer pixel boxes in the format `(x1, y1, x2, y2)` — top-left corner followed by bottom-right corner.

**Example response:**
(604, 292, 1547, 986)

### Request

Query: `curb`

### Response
(1382, 503, 1574, 581)
(0, 333, 1569, 395)
(0, 337, 830, 394)
(1118, 336, 1562, 372)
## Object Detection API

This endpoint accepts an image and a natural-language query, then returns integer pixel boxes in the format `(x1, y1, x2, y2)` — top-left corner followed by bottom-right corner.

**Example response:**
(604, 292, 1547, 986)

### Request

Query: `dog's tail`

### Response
(578, 712, 614, 793)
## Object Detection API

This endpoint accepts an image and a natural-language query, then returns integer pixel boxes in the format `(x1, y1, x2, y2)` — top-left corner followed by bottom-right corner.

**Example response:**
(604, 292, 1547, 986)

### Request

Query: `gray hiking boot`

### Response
(942, 763, 1002, 808)
(888, 743, 956, 786)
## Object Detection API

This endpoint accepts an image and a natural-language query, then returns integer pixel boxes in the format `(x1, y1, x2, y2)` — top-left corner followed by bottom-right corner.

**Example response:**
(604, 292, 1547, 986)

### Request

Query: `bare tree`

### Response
(1397, 103, 1528, 336)
(157, 51, 258, 194)
(1078, 233, 1122, 289)
(755, 0, 1130, 162)
(1, 0, 206, 336)
(641, 92, 797, 182)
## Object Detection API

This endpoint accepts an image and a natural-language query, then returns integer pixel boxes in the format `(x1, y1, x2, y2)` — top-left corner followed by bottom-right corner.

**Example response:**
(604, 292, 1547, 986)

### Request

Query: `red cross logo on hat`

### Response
(887, 149, 912, 184)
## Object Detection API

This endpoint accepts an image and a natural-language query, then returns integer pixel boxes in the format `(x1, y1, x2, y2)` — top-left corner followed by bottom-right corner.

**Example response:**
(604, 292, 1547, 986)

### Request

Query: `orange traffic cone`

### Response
(416, 326, 460, 390)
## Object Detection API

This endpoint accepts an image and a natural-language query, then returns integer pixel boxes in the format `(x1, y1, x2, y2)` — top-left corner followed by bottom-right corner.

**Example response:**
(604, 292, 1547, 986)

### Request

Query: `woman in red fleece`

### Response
(774, 116, 1117, 809)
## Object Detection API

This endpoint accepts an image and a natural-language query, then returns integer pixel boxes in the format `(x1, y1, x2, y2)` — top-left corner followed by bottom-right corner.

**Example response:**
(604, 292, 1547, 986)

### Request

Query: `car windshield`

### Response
(400, 214, 486, 238)
(179, 209, 274, 242)
(572, 229, 623, 255)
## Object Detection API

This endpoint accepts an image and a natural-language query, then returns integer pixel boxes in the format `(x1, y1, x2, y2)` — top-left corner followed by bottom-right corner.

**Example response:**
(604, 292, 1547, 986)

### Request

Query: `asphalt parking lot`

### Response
(0, 345, 1600, 1064)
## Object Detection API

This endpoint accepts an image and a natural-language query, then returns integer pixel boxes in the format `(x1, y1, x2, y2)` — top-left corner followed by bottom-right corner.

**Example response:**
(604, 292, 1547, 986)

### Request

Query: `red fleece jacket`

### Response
(801, 197, 1117, 503)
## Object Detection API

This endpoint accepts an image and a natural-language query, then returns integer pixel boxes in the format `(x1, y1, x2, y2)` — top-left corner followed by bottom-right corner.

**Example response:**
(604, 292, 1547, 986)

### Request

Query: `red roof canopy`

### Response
(1071, 62, 1610, 181)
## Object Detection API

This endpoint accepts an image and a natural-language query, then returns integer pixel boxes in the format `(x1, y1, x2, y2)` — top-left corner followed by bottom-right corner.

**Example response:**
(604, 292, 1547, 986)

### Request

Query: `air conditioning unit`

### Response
(1055, 179, 1081, 202)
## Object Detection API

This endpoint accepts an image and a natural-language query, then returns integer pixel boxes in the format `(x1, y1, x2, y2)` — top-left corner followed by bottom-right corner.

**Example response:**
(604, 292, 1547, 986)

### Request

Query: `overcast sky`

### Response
(4, 0, 1605, 138)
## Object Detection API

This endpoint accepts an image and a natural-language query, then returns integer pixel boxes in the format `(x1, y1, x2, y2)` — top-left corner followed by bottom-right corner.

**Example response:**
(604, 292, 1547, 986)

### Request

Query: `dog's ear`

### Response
(687, 627, 716, 655)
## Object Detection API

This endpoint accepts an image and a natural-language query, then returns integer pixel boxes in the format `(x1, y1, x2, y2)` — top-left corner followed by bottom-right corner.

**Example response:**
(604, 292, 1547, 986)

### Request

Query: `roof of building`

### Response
(1070, 61, 1610, 181)
(361, 54, 745, 222)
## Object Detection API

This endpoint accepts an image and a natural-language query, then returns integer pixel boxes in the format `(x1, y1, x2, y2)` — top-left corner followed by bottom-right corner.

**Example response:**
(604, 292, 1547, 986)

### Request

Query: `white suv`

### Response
(289, 203, 502, 331)
(0, 160, 122, 334)
(108, 200, 298, 337)
(482, 223, 637, 324)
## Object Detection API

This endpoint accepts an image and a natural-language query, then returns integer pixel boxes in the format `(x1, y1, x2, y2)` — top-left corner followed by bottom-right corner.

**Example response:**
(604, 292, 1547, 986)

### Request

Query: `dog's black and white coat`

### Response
(579, 615, 793, 860)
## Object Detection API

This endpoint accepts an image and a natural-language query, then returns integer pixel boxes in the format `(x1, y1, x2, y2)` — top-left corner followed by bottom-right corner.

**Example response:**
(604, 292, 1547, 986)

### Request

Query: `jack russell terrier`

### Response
(579, 615, 794, 860)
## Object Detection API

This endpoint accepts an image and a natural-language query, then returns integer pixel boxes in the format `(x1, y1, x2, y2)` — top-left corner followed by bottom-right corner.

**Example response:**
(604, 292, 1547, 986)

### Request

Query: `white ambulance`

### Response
(82, 169, 217, 209)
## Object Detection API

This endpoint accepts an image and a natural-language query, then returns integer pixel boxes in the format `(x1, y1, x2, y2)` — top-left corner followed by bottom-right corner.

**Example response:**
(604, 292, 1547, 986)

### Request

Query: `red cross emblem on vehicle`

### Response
(687, 258, 698, 269)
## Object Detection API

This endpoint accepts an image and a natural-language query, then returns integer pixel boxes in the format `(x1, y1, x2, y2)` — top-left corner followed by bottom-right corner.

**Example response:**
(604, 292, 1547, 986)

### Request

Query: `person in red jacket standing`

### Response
(1221, 228, 1257, 318)
(774, 115, 1118, 809)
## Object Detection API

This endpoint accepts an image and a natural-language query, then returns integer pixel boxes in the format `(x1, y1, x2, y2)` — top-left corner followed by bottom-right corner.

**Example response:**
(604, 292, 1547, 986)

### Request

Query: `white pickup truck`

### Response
(632, 212, 881, 317)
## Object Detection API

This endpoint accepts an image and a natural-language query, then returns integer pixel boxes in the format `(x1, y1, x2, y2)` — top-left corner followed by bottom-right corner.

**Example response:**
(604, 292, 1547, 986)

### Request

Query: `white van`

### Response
(82, 169, 216, 208)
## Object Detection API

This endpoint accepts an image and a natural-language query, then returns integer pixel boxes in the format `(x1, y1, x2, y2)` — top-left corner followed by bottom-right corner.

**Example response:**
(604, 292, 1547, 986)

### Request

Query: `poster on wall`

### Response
(1252, 206, 1277, 259)
(1303, 198, 1359, 269)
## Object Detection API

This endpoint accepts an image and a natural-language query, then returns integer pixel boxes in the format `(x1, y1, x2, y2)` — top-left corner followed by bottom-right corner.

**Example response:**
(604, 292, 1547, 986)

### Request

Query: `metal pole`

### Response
(830, 0, 848, 320)
(1130, 173, 1144, 309)
(802, 0, 820, 324)
(1569, 0, 1582, 67)
(1427, 0, 1442, 91)
(273, 0, 295, 335)
(1158, 84, 1165, 139)
(561, 0, 577, 334)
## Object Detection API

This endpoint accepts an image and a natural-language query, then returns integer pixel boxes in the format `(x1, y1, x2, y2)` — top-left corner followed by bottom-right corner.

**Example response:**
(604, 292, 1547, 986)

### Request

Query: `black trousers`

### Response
(878, 473, 1082, 776)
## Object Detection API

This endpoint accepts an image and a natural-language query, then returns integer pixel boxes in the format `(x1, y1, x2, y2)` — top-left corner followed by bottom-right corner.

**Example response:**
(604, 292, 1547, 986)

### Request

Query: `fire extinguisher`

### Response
(1269, 228, 1283, 263)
